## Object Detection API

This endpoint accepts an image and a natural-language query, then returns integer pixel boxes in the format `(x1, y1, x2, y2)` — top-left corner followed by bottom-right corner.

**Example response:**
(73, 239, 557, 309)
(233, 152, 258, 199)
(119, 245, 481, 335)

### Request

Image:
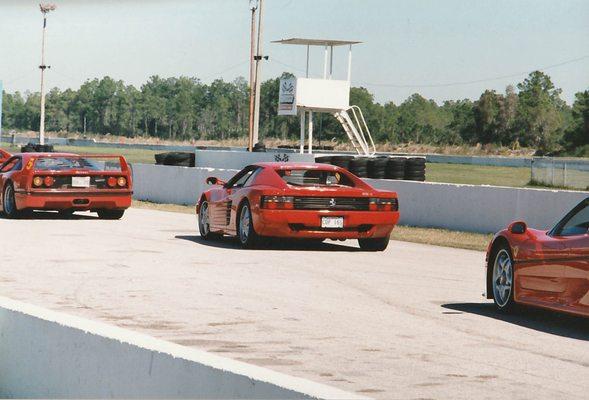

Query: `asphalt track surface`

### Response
(0, 208, 587, 399)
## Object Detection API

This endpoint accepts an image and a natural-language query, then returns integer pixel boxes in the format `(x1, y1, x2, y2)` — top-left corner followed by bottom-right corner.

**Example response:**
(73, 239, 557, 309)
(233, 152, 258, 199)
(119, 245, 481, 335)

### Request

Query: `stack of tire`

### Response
(21, 143, 55, 153)
(315, 155, 333, 165)
(367, 156, 388, 179)
(154, 152, 195, 167)
(349, 157, 369, 178)
(330, 155, 354, 171)
(385, 157, 406, 179)
(404, 157, 426, 181)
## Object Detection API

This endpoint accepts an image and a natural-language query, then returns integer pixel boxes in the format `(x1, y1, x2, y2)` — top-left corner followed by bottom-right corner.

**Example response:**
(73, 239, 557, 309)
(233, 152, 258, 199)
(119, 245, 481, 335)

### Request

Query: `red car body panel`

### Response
(486, 198, 589, 318)
(0, 152, 133, 212)
(197, 162, 400, 240)
(0, 148, 10, 165)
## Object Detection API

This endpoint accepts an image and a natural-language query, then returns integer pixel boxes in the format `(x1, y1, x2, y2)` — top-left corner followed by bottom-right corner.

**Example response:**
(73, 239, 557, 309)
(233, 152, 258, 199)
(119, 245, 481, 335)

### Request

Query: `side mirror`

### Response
(509, 221, 527, 235)
(206, 176, 224, 185)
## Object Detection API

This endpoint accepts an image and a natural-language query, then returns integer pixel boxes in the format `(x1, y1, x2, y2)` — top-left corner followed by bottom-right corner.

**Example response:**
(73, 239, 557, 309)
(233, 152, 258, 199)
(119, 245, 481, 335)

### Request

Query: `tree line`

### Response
(2, 71, 588, 154)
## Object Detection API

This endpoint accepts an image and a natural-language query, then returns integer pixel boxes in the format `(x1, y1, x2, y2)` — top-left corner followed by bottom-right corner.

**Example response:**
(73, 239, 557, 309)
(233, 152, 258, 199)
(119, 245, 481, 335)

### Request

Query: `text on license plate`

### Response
(71, 176, 90, 188)
(321, 216, 344, 229)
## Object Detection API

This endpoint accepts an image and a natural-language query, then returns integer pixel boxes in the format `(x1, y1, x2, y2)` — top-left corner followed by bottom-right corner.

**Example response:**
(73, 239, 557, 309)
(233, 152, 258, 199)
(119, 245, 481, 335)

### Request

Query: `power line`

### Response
(359, 54, 589, 88)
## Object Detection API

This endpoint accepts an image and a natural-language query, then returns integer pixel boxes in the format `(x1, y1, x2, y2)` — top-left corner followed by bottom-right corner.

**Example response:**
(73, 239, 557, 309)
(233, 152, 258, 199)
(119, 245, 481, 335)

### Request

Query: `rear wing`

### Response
(30, 154, 131, 173)
(0, 148, 11, 162)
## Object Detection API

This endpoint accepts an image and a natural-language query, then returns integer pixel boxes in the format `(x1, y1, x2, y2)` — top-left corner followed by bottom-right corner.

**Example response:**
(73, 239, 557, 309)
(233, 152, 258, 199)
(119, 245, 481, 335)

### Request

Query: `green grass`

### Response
(426, 163, 531, 187)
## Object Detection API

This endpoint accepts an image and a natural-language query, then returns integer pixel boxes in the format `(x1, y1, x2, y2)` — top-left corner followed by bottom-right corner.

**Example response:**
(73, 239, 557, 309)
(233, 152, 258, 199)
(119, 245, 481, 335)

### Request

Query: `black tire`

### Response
(198, 200, 222, 240)
(2, 183, 21, 219)
(315, 156, 333, 164)
(156, 152, 195, 167)
(490, 245, 515, 311)
(406, 157, 426, 165)
(97, 209, 125, 220)
(331, 156, 353, 170)
(358, 235, 390, 251)
(237, 202, 260, 249)
(59, 209, 76, 218)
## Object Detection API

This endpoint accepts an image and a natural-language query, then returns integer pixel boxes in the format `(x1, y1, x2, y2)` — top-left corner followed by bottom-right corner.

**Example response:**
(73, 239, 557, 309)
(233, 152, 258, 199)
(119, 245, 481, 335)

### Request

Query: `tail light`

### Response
(107, 177, 117, 187)
(369, 197, 398, 211)
(261, 195, 294, 210)
(117, 177, 127, 187)
(33, 176, 43, 187)
(43, 176, 55, 187)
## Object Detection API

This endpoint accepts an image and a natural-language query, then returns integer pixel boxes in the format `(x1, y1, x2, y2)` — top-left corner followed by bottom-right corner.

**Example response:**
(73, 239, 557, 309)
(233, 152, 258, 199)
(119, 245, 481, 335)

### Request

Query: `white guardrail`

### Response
(131, 164, 588, 234)
(0, 296, 366, 399)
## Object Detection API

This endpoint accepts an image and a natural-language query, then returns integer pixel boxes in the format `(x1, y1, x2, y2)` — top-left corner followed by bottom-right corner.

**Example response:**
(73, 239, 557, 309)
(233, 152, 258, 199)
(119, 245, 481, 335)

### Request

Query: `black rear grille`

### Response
(293, 197, 369, 211)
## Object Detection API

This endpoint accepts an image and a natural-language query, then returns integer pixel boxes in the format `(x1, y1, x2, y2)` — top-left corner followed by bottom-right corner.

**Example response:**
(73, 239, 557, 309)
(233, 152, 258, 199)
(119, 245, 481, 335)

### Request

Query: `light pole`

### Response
(251, 0, 265, 149)
(39, 3, 56, 146)
(248, 0, 257, 152)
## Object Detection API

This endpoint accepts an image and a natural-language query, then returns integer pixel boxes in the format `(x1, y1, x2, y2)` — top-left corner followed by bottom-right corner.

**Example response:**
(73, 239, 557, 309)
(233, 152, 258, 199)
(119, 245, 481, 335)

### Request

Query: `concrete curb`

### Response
(0, 296, 369, 399)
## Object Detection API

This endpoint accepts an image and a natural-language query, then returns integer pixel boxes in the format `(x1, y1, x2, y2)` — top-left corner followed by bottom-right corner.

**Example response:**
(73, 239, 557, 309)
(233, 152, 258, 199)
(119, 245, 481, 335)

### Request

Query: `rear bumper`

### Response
(15, 190, 132, 211)
(254, 209, 399, 239)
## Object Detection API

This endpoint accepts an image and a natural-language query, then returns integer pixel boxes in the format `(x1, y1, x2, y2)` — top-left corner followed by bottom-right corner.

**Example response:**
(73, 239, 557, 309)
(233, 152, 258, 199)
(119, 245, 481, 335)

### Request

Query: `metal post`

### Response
(39, 16, 48, 145)
(252, 0, 264, 147)
(329, 46, 333, 79)
(347, 44, 352, 82)
(248, 3, 257, 152)
(308, 111, 313, 154)
(305, 45, 310, 78)
(299, 110, 305, 154)
(323, 45, 328, 79)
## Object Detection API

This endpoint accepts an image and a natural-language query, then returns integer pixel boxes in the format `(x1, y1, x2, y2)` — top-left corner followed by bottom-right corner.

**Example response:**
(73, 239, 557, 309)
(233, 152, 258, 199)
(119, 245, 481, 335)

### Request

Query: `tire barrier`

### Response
(330, 155, 354, 171)
(20, 143, 55, 153)
(349, 157, 369, 178)
(314, 155, 426, 182)
(154, 152, 195, 167)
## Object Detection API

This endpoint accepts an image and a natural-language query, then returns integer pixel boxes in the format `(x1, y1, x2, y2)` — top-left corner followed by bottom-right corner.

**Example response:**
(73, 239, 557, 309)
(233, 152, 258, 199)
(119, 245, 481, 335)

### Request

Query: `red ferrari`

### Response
(196, 162, 400, 251)
(0, 152, 133, 219)
(486, 197, 589, 317)
(0, 148, 10, 165)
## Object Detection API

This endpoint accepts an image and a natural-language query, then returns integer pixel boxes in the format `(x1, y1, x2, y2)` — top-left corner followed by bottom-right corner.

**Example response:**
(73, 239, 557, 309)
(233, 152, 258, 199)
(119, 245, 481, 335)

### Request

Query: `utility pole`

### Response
(251, 0, 266, 150)
(248, 1, 257, 152)
(39, 3, 56, 146)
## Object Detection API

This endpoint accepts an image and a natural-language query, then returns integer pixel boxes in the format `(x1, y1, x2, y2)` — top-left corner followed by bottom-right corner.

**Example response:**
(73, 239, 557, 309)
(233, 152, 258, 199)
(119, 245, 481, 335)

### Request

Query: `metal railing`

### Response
(531, 157, 589, 190)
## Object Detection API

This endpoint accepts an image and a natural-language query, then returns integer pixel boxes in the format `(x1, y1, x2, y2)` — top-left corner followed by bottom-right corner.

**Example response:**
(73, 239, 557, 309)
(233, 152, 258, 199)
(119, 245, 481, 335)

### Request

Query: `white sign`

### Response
(278, 77, 297, 116)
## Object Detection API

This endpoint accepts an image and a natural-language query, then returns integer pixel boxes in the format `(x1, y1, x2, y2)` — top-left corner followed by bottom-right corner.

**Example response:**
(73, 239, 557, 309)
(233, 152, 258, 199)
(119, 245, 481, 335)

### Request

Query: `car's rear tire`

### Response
(97, 209, 125, 220)
(491, 246, 515, 311)
(358, 235, 390, 251)
(237, 202, 260, 249)
(198, 200, 222, 240)
(2, 183, 21, 219)
(59, 209, 75, 218)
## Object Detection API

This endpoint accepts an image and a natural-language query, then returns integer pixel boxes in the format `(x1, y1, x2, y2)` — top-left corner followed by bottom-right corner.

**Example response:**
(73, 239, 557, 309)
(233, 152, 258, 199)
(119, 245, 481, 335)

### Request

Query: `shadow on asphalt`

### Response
(2, 211, 99, 220)
(442, 302, 589, 341)
(175, 235, 362, 252)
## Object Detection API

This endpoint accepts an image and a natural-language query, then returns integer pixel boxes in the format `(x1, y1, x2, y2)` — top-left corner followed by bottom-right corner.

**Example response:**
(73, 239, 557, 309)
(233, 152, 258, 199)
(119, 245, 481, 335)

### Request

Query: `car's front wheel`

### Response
(237, 202, 260, 249)
(492, 246, 515, 311)
(198, 200, 221, 240)
(358, 235, 390, 251)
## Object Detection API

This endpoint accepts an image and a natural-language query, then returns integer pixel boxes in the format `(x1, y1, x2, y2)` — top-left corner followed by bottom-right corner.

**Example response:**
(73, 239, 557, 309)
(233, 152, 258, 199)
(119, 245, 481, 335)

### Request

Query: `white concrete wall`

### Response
(195, 150, 315, 170)
(0, 297, 366, 399)
(131, 164, 588, 233)
(132, 164, 238, 205)
(367, 179, 588, 233)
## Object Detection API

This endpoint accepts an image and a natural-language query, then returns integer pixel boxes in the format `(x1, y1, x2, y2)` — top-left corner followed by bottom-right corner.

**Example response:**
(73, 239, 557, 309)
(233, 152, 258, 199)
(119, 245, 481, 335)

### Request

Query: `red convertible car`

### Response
(486, 197, 589, 317)
(196, 162, 400, 251)
(0, 152, 132, 219)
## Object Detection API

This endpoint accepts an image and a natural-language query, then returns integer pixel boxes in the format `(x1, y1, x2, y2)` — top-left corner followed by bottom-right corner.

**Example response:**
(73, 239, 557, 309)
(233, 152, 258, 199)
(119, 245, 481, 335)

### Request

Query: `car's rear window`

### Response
(277, 169, 355, 187)
(34, 157, 122, 172)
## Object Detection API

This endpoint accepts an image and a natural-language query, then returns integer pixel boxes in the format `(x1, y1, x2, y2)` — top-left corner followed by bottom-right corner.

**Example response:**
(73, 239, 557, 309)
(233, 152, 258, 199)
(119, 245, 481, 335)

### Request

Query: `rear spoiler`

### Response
(30, 154, 131, 173)
(0, 148, 11, 160)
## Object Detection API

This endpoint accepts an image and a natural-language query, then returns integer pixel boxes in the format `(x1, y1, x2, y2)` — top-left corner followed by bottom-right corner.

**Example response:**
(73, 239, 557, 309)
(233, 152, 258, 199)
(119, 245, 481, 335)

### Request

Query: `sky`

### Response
(1, 0, 588, 105)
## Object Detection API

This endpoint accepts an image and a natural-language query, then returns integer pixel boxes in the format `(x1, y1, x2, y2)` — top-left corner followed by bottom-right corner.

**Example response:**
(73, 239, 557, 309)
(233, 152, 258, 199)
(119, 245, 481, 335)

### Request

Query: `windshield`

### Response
(277, 169, 355, 187)
(34, 157, 122, 172)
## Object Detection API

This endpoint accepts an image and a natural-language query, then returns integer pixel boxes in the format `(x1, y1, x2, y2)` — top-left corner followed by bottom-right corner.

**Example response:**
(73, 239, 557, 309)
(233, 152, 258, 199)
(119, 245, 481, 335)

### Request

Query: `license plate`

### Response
(71, 176, 90, 188)
(321, 216, 344, 229)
